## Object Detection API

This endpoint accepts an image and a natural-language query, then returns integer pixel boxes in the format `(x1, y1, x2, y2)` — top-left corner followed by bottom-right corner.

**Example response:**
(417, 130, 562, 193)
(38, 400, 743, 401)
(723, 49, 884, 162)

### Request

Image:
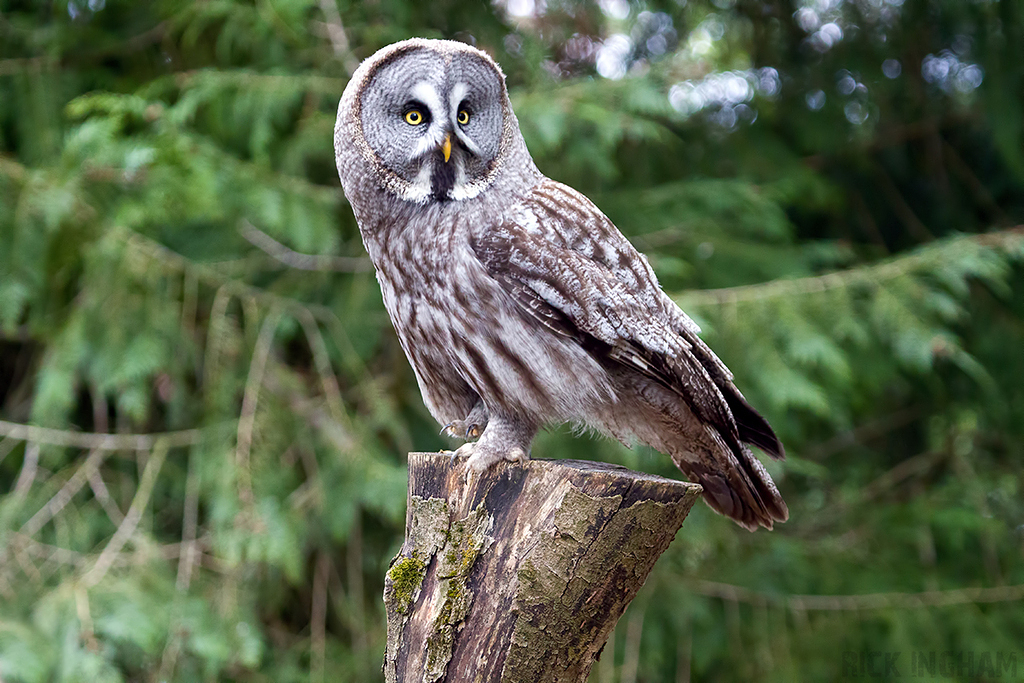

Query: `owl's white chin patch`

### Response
(394, 158, 491, 203)
(448, 161, 490, 201)
(450, 179, 488, 201)
(396, 164, 434, 204)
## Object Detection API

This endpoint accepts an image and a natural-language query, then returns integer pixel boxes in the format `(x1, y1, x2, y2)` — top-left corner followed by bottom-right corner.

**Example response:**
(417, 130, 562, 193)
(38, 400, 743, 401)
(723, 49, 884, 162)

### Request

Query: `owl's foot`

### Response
(456, 441, 529, 470)
(455, 415, 536, 471)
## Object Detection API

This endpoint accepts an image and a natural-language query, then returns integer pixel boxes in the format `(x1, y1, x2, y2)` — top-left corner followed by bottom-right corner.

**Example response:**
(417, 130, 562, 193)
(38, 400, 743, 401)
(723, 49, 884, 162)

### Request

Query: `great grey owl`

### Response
(334, 38, 788, 530)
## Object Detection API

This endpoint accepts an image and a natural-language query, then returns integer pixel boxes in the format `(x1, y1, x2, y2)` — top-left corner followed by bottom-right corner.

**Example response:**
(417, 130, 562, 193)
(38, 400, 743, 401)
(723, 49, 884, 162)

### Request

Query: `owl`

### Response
(334, 39, 788, 530)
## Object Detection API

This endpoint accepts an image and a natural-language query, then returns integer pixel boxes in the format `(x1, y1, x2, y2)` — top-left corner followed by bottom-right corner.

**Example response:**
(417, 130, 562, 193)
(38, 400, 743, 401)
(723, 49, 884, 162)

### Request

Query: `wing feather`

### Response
(470, 181, 742, 447)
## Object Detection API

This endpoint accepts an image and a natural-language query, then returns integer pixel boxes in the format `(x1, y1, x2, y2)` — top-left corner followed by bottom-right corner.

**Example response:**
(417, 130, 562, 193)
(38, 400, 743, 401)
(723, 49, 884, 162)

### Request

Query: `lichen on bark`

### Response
(384, 495, 452, 683)
(423, 503, 491, 682)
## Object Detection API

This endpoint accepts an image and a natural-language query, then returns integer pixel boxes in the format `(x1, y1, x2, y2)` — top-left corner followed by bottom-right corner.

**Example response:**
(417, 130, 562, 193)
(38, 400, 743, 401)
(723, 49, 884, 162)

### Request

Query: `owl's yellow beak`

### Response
(441, 133, 452, 163)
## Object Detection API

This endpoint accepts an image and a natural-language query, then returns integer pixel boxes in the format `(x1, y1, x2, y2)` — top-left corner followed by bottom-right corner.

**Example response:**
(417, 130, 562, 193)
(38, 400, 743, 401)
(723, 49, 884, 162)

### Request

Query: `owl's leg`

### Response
(455, 413, 536, 470)
(441, 400, 489, 441)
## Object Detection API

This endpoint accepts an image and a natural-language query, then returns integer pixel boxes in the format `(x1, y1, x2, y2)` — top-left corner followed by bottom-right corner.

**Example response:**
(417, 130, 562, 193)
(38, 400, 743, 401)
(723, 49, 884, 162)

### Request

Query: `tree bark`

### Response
(383, 452, 702, 683)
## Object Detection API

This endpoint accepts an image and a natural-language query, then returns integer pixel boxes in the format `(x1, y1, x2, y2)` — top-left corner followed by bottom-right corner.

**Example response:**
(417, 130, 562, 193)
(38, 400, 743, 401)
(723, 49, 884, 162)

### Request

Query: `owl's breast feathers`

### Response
(467, 180, 788, 530)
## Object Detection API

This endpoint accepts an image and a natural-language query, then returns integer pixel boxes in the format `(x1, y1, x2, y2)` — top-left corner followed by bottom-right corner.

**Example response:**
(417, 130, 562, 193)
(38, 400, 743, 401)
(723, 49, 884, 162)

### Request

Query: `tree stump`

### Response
(383, 452, 702, 683)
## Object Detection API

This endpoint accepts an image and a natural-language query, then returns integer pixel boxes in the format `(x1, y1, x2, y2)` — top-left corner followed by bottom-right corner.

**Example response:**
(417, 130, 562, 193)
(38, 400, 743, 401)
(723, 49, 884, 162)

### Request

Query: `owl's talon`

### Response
(453, 442, 476, 461)
(442, 418, 484, 442)
(465, 443, 530, 470)
(507, 446, 529, 464)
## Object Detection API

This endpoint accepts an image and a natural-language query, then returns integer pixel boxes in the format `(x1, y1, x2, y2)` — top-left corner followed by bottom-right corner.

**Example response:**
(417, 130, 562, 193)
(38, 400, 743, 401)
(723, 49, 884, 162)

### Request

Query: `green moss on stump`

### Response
(386, 554, 427, 616)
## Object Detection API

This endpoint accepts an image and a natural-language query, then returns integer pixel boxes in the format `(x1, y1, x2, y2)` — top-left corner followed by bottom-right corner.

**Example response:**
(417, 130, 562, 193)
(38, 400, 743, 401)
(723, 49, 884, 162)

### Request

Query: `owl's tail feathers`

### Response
(671, 440, 789, 532)
(722, 384, 785, 460)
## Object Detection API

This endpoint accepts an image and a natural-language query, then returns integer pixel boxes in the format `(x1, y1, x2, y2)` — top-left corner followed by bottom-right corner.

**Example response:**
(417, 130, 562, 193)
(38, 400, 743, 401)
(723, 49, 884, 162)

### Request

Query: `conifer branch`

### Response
(0, 23, 166, 76)
(172, 69, 346, 94)
(693, 580, 1024, 611)
(678, 226, 1024, 306)
(125, 231, 351, 326)
(0, 56, 49, 76)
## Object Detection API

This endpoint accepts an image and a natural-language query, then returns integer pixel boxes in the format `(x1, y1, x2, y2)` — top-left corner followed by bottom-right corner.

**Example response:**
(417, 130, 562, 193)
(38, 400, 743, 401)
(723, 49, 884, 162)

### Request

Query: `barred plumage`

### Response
(334, 38, 788, 530)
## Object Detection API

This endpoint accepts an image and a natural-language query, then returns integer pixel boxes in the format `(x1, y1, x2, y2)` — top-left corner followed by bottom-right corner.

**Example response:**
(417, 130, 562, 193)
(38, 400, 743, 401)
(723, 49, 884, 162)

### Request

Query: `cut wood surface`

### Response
(383, 452, 702, 683)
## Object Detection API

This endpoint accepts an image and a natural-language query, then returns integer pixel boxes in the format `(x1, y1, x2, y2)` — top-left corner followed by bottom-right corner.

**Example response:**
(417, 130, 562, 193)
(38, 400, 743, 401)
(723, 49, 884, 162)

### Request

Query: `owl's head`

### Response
(336, 39, 519, 205)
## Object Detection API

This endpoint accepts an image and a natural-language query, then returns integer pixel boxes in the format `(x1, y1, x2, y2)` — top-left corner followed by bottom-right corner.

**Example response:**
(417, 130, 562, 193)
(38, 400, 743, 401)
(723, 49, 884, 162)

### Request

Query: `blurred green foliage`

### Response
(1, 0, 1023, 681)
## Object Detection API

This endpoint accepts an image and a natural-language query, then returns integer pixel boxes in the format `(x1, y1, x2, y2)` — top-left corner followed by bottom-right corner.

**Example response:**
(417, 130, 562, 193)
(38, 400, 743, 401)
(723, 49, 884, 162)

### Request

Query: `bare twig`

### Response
(82, 442, 169, 587)
(942, 141, 1010, 224)
(176, 448, 201, 592)
(126, 230, 361, 331)
(87, 469, 126, 525)
(3, 534, 211, 571)
(804, 407, 922, 460)
(675, 627, 692, 683)
(239, 221, 371, 272)
(316, 0, 359, 75)
(874, 162, 935, 241)
(0, 418, 205, 450)
(311, 552, 330, 683)
(235, 305, 285, 511)
(12, 442, 40, 497)
(5, 533, 84, 566)
(620, 604, 646, 683)
(156, 626, 184, 683)
(0, 153, 28, 180)
(295, 307, 353, 430)
(858, 450, 946, 505)
(21, 448, 107, 537)
(203, 285, 234, 393)
(90, 384, 109, 435)
(75, 586, 99, 650)
(347, 506, 368, 663)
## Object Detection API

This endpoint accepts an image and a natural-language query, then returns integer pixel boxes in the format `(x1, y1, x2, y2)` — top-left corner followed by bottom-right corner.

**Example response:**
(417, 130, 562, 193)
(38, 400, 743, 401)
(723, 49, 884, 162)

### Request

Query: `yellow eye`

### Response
(457, 109, 470, 125)
(404, 109, 424, 125)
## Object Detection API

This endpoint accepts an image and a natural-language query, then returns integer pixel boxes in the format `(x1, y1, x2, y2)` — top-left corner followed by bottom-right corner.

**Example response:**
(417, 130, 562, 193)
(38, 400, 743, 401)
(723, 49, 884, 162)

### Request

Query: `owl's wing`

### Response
(469, 180, 786, 529)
